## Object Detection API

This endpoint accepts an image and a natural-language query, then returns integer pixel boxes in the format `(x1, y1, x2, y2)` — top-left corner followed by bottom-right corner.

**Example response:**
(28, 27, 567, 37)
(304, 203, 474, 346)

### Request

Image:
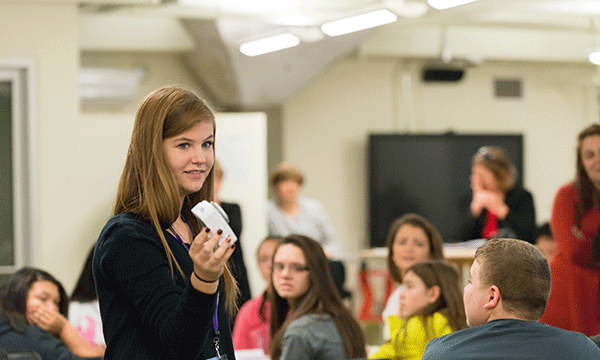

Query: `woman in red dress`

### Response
(541, 124, 600, 336)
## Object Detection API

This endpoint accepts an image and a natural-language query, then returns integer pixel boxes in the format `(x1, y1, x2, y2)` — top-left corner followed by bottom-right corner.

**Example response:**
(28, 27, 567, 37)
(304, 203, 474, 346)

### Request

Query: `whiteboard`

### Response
(215, 112, 268, 297)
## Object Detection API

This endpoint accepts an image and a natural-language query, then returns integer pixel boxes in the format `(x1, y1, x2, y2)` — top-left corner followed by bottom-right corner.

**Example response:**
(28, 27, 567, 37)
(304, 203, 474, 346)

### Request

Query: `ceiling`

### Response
(79, 0, 600, 109)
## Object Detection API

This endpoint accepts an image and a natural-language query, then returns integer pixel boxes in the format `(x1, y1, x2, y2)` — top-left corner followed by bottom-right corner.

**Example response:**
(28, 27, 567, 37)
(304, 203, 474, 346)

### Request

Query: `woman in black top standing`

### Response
(213, 160, 251, 313)
(93, 86, 238, 360)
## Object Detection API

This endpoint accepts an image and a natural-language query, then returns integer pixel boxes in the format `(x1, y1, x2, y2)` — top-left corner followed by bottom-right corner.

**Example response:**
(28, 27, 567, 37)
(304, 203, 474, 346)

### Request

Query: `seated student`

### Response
(268, 234, 366, 360)
(69, 244, 104, 346)
(0, 267, 105, 360)
(459, 146, 536, 244)
(422, 238, 600, 360)
(381, 214, 445, 342)
(267, 162, 342, 258)
(232, 235, 281, 353)
(369, 260, 467, 360)
(535, 222, 556, 261)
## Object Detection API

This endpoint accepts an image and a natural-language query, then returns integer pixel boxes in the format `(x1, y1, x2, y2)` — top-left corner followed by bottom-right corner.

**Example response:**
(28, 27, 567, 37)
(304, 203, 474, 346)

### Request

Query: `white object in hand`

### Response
(191, 200, 238, 246)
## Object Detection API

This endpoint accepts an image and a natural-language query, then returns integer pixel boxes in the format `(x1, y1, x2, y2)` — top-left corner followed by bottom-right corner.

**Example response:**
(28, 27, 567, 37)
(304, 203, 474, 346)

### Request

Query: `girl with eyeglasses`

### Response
(268, 235, 366, 360)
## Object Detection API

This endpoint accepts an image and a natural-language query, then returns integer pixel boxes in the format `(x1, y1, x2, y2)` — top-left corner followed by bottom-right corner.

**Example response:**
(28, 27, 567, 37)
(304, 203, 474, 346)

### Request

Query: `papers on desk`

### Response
(444, 239, 486, 248)
(369, 247, 388, 257)
(235, 349, 269, 360)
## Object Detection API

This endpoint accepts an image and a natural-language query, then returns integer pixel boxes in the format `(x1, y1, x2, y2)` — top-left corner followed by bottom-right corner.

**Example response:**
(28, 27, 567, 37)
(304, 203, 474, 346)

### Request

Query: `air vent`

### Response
(495, 79, 522, 98)
(422, 67, 464, 82)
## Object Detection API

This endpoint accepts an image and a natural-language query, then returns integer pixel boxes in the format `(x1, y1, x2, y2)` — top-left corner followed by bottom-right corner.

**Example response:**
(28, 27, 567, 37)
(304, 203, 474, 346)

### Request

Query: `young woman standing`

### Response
(93, 86, 237, 359)
(541, 124, 600, 336)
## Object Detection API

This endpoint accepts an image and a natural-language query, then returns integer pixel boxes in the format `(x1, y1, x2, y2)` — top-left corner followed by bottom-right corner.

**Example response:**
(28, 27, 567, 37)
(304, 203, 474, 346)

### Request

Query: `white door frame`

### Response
(0, 58, 37, 272)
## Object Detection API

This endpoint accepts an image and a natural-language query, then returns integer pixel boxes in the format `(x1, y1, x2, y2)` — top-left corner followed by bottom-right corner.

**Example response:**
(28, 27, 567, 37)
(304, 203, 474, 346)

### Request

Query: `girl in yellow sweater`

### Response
(370, 260, 467, 360)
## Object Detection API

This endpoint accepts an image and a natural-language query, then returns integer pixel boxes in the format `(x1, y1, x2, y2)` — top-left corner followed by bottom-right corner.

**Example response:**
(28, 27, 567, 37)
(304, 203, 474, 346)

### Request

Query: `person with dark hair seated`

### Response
(0, 267, 104, 360)
(380, 213, 446, 341)
(268, 234, 366, 360)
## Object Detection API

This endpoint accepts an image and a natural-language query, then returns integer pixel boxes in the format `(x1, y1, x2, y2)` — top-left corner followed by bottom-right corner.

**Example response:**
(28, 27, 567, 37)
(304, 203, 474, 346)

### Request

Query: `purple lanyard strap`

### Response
(171, 223, 222, 359)
(213, 292, 221, 359)
(170, 219, 196, 251)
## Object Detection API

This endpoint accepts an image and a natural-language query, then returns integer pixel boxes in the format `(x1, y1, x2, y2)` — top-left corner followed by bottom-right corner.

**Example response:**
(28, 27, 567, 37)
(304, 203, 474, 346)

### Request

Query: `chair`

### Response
(0, 348, 41, 360)
(328, 260, 352, 299)
(7, 353, 42, 360)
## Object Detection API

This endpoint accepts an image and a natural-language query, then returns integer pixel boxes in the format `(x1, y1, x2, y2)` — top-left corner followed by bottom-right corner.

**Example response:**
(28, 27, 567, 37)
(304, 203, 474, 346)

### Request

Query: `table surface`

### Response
(359, 244, 478, 261)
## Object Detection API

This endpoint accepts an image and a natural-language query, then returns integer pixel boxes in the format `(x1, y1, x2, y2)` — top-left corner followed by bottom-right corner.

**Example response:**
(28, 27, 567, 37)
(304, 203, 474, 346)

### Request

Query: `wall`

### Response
(0, 2, 81, 289)
(2, 4, 598, 298)
(283, 57, 598, 293)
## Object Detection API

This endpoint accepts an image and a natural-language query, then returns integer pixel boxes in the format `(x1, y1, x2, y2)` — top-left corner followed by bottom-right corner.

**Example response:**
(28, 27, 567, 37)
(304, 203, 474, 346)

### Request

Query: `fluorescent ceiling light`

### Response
(428, 0, 479, 10)
(321, 9, 398, 37)
(589, 50, 600, 65)
(239, 33, 300, 56)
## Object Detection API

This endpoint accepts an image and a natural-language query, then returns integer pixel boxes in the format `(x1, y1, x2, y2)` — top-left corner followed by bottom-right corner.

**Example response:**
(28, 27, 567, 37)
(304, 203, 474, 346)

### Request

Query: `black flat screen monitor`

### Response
(368, 133, 523, 247)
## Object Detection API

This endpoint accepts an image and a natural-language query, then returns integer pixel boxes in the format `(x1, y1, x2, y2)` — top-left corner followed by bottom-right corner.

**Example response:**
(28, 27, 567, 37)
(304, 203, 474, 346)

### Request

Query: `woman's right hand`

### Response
(27, 306, 67, 336)
(470, 173, 485, 217)
(188, 228, 236, 290)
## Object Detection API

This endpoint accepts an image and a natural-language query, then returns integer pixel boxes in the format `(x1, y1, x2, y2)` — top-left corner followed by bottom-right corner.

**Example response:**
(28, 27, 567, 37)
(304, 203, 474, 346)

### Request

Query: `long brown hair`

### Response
(386, 213, 445, 283)
(268, 235, 366, 359)
(575, 124, 600, 224)
(405, 261, 467, 333)
(114, 85, 237, 312)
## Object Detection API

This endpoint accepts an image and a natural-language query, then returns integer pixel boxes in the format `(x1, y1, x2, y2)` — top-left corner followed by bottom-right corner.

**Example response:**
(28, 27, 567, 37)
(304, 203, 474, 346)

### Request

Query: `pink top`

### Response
(232, 293, 270, 353)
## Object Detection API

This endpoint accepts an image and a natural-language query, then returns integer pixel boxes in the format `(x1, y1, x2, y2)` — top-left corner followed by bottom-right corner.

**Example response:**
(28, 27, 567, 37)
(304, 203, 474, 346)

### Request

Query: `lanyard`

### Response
(213, 292, 222, 359)
(170, 219, 196, 251)
(172, 222, 223, 359)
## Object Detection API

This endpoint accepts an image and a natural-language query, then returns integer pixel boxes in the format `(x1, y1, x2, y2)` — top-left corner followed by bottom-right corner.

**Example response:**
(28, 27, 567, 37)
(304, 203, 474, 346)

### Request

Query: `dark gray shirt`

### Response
(423, 319, 600, 360)
(280, 314, 345, 360)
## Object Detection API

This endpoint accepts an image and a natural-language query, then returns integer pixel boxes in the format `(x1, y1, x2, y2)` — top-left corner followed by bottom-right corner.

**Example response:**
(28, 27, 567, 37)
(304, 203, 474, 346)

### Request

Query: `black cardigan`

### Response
(459, 187, 537, 244)
(93, 212, 235, 360)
